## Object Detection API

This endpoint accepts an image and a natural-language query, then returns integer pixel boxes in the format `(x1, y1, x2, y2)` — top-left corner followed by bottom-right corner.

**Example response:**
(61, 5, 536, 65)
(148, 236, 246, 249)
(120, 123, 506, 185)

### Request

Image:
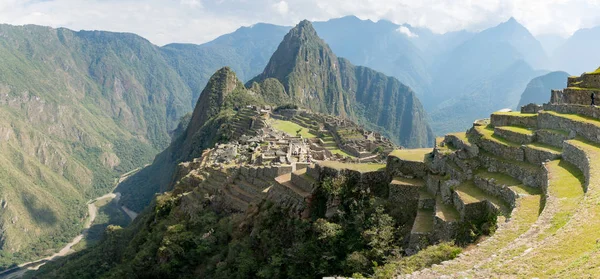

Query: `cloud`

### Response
(396, 26, 418, 37)
(1, 0, 600, 45)
(180, 0, 202, 8)
(273, 1, 289, 15)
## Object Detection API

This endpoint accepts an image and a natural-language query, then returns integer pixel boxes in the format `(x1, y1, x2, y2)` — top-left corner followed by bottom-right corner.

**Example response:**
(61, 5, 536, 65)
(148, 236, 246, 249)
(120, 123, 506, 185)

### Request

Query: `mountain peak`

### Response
(497, 16, 525, 30)
(288, 19, 319, 41)
(246, 19, 338, 107)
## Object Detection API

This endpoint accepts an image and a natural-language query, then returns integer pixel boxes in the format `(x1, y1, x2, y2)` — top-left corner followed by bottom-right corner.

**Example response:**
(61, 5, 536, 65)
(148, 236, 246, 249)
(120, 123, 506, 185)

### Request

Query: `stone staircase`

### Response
(396, 102, 600, 277)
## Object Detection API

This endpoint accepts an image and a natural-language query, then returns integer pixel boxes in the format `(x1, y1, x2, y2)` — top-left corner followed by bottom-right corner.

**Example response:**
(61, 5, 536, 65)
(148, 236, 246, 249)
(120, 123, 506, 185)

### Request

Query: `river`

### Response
(0, 169, 141, 279)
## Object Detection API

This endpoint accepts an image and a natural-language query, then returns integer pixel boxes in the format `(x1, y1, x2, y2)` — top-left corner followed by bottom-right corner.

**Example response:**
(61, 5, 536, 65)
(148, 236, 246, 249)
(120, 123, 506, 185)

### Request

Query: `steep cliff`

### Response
(248, 20, 434, 148)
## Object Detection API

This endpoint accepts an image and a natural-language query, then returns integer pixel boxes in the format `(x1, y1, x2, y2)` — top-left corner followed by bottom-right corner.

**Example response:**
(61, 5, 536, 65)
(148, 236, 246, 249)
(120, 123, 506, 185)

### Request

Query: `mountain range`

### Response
(116, 20, 433, 213)
(0, 13, 596, 270)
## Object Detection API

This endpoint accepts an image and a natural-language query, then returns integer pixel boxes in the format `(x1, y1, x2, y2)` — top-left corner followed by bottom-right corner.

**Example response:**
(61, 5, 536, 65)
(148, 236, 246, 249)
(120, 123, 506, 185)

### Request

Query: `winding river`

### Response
(0, 169, 141, 279)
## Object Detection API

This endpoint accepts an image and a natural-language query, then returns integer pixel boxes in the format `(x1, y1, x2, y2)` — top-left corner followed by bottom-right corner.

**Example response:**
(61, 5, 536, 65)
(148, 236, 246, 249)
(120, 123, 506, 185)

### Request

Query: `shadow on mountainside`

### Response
(21, 193, 57, 226)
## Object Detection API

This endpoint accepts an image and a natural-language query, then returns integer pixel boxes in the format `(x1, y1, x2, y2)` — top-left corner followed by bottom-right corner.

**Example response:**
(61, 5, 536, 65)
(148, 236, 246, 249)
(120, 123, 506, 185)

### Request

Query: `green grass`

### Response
(318, 161, 386, 172)
(526, 142, 563, 154)
(435, 196, 460, 222)
(587, 67, 600, 75)
(495, 126, 534, 136)
(271, 119, 317, 138)
(389, 148, 432, 162)
(429, 189, 542, 275)
(412, 209, 434, 233)
(475, 125, 521, 147)
(453, 180, 510, 215)
(492, 111, 537, 117)
(544, 111, 600, 126)
(538, 128, 569, 136)
(566, 86, 600, 91)
(391, 177, 425, 187)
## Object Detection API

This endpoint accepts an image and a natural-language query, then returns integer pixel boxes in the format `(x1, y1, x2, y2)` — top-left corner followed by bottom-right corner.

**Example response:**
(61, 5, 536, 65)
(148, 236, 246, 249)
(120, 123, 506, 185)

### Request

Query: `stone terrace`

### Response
(396, 72, 600, 277)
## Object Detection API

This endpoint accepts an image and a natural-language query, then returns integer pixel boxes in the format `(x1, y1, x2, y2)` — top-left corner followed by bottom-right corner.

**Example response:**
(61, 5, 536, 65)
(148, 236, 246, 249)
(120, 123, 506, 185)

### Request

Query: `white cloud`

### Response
(396, 26, 418, 37)
(1, 0, 600, 45)
(273, 1, 289, 15)
(180, 0, 203, 8)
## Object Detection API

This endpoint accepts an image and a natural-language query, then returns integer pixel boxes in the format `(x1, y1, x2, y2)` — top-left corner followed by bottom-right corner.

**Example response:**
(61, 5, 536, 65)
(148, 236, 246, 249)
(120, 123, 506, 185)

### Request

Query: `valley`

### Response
(0, 3, 599, 277)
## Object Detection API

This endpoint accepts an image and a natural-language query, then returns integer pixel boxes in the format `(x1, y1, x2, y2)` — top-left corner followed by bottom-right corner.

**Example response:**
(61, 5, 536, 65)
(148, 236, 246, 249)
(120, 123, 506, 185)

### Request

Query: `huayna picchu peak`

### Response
(249, 20, 435, 149)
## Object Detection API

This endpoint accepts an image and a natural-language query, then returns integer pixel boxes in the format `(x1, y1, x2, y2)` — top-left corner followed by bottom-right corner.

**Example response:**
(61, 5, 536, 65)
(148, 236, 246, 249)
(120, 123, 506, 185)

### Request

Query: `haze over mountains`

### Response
(0, 12, 598, 274)
(166, 15, 600, 135)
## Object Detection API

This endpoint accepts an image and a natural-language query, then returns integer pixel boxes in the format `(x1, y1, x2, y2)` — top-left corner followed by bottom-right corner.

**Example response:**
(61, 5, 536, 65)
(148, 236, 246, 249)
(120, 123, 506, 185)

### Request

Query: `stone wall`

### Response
(551, 88, 600, 106)
(389, 182, 420, 224)
(386, 155, 428, 178)
(562, 141, 590, 192)
(535, 129, 571, 148)
(433, 215, 458, 242)
(493, 127, 535, 145)
(478, 153, 545, 188)
(523, 145, 561, 165)
(291, 171, 316, 193)
(538, 112, 600, 145)
(490, 114, 537, 128)
(469, 128, 525, 162)
(474, 176, 518, 208)
(543, 103, 600, 120)
(521, 103, 543, 113)
(568, 73, 600, 88)
(444, 134, 479, 158)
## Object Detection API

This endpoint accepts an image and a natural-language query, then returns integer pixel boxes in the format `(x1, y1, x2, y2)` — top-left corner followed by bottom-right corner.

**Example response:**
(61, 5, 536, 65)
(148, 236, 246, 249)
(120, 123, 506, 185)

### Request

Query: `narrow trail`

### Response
(0, 167, 142, 279)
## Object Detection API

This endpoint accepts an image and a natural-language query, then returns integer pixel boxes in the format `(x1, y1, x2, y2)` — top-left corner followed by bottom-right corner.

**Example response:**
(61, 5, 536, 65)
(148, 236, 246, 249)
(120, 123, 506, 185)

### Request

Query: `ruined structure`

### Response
(169, 70, 600, 277)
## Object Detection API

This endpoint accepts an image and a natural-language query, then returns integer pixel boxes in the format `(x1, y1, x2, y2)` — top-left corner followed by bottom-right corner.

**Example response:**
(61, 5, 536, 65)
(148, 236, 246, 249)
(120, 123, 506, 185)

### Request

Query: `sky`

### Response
(2, 0, 600, 46)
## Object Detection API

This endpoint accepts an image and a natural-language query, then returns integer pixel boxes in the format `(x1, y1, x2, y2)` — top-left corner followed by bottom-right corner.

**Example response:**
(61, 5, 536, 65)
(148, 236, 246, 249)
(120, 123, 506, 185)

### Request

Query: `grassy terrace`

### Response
(527, 142, 563, 154)
(477, 125, 562, 153)
(389, 148, 432, 162)
(476, 170, 542, 196)
(587, 67, 600, 74)
(391, 176, 424, 186)
(475, 125, 520, 147)
(491, 157, 587, 277)
(491, 111, 537, 117)
(495, 125, 534, 136)
(271, 119, 317, 138)
(318, 161, 386, 173)
(321, 134, 355, 158)
(539, 128, 569, 136)
(427, 186, 542, 275)
(412, 209, 434, 233)
(453, 180, 510, 215)
(435, 196, 459, 222)
(566, 86, 600, 91)
(543, 111, 600, 127)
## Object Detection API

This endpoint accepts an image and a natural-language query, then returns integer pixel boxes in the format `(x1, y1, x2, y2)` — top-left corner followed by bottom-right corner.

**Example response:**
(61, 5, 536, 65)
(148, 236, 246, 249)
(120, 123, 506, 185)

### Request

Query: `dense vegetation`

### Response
(30, 172, 461, 279)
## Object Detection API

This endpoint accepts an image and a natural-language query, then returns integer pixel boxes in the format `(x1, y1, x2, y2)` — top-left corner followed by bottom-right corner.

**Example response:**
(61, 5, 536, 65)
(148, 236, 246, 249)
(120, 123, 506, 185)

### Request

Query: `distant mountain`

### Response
(161, 23, 290, 103)
(0, 24, 194, 267)
(536, 34, 567, 58)
(517, 71, 570, 107)
(427, 18, 547, 133)
(430, 60, 544, 135)
(312, 16, 432, 98)
(249, 20, 434, 148)
(553, 26, 600, 75)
